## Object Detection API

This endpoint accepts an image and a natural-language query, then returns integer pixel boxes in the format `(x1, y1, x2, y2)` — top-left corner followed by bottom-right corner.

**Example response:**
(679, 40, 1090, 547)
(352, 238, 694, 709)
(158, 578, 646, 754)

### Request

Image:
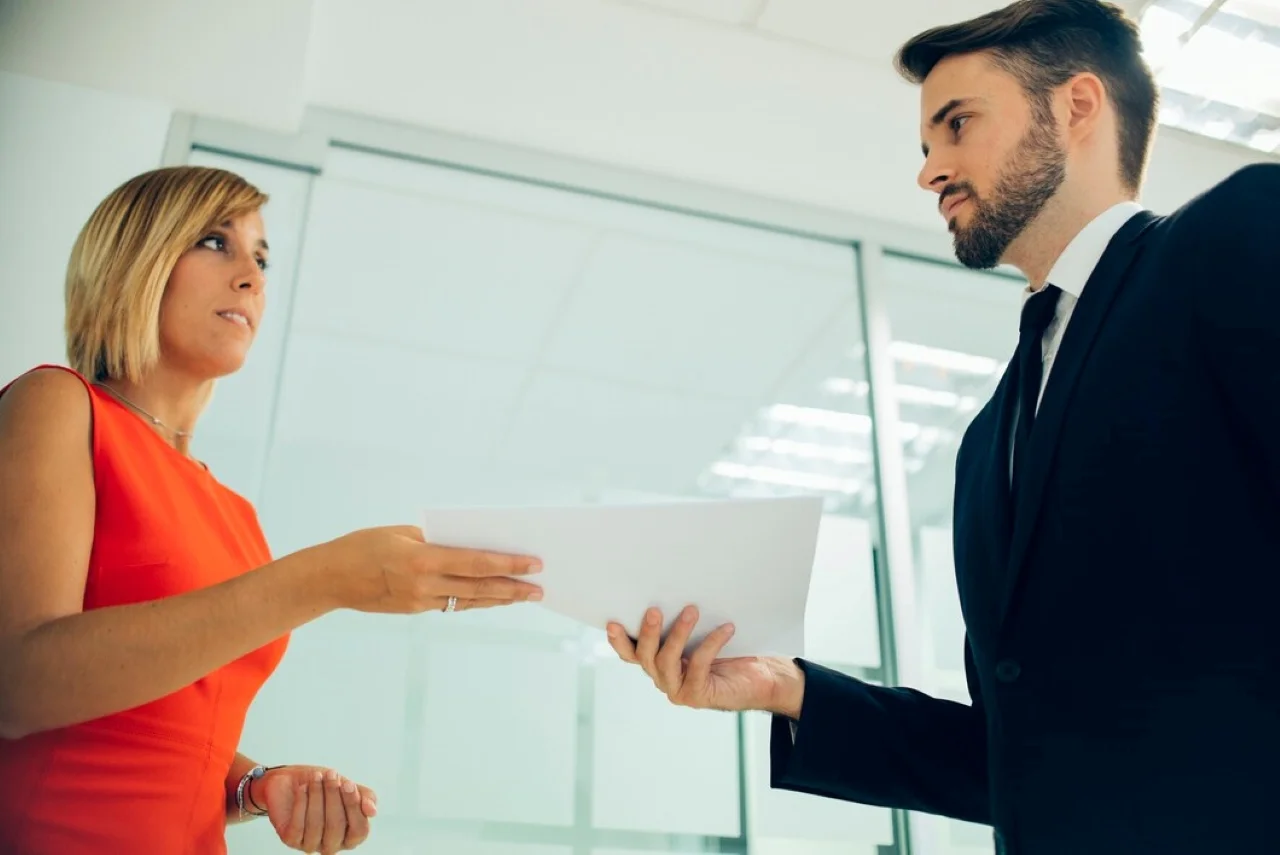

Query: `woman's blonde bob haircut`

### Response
(65, 166, 268, 382)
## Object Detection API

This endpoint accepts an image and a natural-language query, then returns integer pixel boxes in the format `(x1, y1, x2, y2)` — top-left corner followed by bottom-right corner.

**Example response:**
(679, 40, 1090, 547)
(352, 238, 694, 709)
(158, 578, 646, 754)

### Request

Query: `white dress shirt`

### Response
(1024, 201, 1145, 410)
(787, 200, 1145, 741)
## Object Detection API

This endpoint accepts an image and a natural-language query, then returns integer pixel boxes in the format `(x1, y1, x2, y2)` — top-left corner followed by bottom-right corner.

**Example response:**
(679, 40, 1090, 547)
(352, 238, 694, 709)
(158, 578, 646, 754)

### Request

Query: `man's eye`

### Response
(950, 115, 970, 134)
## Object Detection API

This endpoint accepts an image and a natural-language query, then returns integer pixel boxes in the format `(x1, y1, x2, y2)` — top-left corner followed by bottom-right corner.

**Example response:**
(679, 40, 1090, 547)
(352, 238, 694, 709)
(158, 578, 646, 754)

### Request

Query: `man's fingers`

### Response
(634, 608, 663, 675)
(655, 605, 697, 693)
(683, 622, 736, 700)
(606, 623, 639, 663)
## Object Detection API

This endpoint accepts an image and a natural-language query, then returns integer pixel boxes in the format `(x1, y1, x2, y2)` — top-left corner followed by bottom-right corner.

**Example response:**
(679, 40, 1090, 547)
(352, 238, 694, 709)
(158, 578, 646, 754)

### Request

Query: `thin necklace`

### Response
(94, 382, 194, 439)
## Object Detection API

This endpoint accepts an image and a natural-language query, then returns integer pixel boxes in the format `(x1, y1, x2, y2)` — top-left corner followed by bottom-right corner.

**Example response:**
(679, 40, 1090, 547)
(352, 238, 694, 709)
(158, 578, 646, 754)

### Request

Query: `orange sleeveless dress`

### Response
(0, 366, 290, 854)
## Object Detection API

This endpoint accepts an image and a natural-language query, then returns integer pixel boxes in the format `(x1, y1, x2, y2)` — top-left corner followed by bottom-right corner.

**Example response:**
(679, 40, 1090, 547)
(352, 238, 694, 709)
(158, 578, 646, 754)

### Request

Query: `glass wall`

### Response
(192, 146, 895, 854)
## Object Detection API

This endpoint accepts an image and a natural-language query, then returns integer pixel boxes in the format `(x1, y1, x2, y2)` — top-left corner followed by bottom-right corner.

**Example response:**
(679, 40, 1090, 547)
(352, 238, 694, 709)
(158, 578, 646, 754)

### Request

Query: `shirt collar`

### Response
(1033, 200, 1145, 299)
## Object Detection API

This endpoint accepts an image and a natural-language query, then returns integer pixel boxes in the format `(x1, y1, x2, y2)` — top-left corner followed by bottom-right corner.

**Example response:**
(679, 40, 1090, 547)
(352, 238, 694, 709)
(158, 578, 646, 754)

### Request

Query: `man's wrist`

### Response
(767, 657, 805, 720)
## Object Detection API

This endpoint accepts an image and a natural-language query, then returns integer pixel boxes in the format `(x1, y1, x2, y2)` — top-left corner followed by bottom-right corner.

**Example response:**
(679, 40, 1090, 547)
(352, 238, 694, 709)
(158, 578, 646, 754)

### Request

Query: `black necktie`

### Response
(1012, 284, 1062, 495)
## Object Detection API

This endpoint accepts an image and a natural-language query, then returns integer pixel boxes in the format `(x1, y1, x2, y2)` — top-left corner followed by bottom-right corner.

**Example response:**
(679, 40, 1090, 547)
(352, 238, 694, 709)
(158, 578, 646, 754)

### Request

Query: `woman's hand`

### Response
(313, 525, 543, 615)
(255, 765, 377, 853)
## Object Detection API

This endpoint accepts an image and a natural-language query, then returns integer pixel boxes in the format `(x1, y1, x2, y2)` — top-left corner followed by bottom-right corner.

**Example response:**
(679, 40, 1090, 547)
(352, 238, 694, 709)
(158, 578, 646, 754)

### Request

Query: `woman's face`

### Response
(158, 211, 269, 380)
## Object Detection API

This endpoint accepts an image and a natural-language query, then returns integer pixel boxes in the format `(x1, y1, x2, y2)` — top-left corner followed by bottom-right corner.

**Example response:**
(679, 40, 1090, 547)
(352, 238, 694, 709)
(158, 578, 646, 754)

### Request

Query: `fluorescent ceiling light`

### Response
(822, 376, 969, 409)
(766, 403, 873, 434)
(764, 404, 931, 443)
(889, 341, 1001, 376)
(709, 461, 862, 495)
(1140, 0, 1280, 153)
(738, 435, 872, 464)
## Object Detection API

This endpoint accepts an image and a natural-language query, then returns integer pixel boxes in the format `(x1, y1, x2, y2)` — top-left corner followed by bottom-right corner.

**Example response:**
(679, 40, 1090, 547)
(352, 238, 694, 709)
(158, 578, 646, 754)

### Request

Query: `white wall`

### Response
(0, 72, 171, 385)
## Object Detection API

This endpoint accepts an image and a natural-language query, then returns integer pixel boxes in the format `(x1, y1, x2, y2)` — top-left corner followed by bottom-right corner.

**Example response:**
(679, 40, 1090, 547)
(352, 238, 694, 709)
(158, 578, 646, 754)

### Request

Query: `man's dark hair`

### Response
(895, 0, 1159, 193)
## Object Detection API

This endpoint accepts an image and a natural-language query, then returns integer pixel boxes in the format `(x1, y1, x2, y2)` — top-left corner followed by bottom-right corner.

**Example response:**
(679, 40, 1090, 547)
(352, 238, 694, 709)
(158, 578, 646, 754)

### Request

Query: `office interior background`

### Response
(1, 0, 1276, 853)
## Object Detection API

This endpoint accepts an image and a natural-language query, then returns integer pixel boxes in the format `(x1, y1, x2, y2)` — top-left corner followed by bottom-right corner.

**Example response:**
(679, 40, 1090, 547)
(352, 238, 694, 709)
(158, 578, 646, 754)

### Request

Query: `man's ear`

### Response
(1064, 71, 1107, 137)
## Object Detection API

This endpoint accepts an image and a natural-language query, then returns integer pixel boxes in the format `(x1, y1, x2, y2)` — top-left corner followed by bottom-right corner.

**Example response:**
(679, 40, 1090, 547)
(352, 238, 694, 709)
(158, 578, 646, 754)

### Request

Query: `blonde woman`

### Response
(0, 166, 544, 854)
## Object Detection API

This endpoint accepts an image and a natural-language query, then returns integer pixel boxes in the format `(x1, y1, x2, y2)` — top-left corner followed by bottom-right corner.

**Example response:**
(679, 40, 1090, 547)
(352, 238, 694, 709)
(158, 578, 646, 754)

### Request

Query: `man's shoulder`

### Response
(1168, 162, 1278, 222)
(1156, 163, 1277, 256)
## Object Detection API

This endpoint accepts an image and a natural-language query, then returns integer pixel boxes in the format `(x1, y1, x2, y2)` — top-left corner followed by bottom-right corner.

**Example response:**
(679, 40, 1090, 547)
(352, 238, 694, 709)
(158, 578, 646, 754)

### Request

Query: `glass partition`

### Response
(198, 146, 893, 854)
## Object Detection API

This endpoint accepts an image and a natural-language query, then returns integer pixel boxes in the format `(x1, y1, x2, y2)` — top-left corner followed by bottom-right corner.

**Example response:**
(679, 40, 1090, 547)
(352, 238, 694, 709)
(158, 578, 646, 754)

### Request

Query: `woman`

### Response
(0, 166, 544, 854)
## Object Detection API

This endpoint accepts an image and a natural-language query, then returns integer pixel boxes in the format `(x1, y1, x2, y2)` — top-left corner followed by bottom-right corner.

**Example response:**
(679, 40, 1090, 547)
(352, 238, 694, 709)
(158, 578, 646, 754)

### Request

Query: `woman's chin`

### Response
(175, 349, 251, 382)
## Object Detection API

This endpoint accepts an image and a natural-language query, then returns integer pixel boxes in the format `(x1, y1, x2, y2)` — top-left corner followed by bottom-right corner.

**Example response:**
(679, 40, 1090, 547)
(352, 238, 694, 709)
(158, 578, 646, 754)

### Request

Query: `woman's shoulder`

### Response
(0, 365, 95, 467)
(0, 365, 95, 424)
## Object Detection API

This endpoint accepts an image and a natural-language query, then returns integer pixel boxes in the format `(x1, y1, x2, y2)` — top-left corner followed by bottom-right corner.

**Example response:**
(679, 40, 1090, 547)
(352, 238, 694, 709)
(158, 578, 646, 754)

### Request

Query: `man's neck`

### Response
(1006, 189, 1133, 291)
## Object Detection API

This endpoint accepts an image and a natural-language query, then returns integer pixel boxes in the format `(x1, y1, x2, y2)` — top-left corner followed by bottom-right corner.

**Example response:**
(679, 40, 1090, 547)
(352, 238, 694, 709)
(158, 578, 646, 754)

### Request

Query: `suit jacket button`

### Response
(996, 660, 1021, 682)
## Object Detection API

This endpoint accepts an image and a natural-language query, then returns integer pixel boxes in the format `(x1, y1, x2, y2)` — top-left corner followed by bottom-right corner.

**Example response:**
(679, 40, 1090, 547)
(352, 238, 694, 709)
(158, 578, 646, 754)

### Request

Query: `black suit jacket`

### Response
(769, 163, 1280, 855)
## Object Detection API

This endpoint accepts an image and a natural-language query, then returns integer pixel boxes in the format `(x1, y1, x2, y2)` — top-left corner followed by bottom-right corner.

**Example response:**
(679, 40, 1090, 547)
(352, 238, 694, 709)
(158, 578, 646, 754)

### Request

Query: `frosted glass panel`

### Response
(238, 613, 413, 808)
(805, 515, 879, 668)
(418, 641, 579, 826)
(591, 660, 740, 836)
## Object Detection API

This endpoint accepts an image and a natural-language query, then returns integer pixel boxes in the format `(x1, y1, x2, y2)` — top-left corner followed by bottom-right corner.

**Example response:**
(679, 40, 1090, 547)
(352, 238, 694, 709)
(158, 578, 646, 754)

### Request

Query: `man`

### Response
(606, 1, 1280, 853)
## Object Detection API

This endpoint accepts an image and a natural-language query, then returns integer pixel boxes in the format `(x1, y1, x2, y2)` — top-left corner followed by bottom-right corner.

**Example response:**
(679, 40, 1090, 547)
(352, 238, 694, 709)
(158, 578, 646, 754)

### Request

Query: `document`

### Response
(422, 496, 824, 658)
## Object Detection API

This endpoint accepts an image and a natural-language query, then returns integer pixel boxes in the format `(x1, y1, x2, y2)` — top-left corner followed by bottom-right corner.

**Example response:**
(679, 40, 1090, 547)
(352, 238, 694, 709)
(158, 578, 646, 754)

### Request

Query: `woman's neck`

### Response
(97, 367, 213, 456)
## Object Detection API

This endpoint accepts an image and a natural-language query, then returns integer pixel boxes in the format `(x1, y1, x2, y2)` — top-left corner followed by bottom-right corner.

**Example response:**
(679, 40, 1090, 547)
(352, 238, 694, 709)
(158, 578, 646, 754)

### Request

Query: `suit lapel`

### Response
(998, 211, 1157, 628)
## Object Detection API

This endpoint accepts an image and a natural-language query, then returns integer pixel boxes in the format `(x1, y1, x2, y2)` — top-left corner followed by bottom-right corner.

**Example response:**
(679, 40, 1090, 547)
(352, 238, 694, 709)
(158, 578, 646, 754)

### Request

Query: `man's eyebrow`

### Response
(921, 97, 976, 157)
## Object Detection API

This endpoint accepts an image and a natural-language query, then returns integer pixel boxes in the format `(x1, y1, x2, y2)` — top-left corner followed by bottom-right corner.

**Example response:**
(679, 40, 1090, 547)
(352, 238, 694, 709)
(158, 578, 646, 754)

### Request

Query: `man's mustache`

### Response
(939, 182, 978, 212)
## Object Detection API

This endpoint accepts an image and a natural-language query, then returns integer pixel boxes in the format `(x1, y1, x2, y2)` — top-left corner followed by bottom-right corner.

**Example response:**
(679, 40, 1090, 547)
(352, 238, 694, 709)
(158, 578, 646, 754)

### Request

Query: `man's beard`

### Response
(948, 119, 1067, 270)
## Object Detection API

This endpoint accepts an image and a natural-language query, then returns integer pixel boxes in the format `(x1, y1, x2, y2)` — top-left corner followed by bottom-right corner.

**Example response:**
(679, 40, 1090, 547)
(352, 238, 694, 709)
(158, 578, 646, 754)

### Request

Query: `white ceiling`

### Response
(616, 0, 1153, 62)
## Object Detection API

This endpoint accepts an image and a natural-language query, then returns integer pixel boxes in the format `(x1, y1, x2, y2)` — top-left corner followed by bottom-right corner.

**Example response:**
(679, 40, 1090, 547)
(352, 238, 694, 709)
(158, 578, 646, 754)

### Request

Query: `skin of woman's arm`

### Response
(0, 369, 343, 739)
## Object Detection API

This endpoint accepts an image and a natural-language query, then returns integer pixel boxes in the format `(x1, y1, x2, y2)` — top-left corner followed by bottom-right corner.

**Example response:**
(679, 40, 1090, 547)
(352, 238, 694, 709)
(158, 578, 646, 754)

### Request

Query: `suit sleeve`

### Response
(1189, 163, 1280, 486)
(769, 637, 990, 825)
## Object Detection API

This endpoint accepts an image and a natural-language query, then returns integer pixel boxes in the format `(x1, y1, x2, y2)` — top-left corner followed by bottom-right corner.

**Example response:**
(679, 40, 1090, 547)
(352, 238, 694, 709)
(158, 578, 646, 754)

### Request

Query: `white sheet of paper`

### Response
(421, 496, 824, 658)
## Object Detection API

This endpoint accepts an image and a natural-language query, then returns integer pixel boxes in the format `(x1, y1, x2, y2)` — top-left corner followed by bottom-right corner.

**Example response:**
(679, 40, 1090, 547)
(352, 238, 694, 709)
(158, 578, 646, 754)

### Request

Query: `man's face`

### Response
(917, 52, 1067, 269)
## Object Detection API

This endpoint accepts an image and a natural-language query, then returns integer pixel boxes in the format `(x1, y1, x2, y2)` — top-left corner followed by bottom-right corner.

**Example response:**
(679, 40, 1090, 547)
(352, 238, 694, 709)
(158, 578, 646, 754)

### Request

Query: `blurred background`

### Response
(1, 1, 1276, 853)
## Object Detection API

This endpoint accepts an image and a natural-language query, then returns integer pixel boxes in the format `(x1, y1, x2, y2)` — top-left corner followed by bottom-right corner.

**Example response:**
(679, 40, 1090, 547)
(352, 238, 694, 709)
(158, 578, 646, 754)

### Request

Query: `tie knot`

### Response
(1020, 284, 1061, 336)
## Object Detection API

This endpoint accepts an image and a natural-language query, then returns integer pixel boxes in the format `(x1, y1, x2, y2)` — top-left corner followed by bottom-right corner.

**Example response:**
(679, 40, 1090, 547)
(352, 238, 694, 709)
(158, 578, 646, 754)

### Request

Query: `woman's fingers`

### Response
(282, 781, 308, 849)
(336, 778, 368, 850)
(358, 784, 378, 819)
(425, 544, 542, 577)
(450, 575, 544, 602)
(301, 770, 326, 852)
(318, 771, 347, 854)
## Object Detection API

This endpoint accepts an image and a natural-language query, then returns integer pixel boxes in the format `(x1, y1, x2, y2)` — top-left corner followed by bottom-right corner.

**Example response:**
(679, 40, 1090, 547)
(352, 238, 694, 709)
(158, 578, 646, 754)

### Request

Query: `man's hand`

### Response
(606, 605, 805, 717)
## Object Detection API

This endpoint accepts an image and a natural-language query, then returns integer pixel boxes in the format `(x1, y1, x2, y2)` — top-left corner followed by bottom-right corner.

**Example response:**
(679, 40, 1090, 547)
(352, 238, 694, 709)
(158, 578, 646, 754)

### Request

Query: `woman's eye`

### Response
(257, 258, 270, 272)
(199, 235, 226, 252)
